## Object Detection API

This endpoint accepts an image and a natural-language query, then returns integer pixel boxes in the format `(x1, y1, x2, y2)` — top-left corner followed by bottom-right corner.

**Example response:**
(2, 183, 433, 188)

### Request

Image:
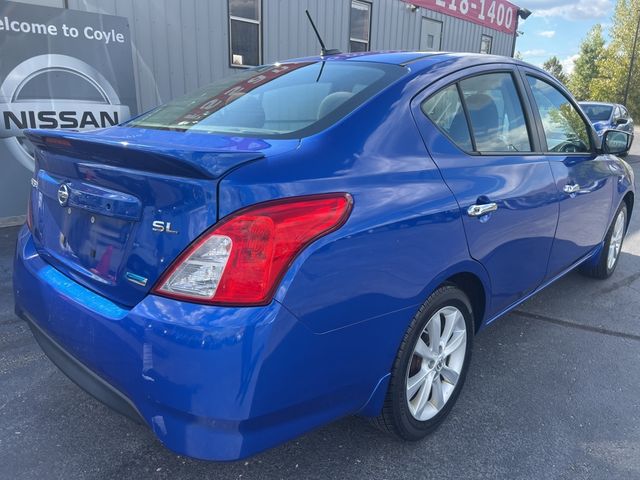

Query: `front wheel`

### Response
(371, 285, 473, 440)
(580, 203, 627, 279)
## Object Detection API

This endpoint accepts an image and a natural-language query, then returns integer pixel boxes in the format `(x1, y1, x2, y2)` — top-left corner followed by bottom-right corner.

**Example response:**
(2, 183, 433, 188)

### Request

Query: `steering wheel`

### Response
(552, 140, 586, 153)
(558, 142, 579, 153)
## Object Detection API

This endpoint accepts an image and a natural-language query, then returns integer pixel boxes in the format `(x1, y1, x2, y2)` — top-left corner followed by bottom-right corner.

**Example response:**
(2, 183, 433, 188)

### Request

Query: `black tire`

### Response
(579, 203, 628, 279)
(371, 284, 473, 440)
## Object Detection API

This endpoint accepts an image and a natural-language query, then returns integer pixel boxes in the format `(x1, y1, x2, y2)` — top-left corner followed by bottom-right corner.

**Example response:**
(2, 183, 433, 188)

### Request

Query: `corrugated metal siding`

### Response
(263, 0, 350, 61)
(370, 0, 513, 54)
(2, 0, 516, 221)
(69, 0, 235, 111)
(67, 0, 516, 112)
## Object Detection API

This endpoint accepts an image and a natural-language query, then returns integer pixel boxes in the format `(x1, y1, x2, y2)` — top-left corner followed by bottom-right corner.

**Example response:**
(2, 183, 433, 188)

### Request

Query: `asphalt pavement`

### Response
(1, 138, 640, 479)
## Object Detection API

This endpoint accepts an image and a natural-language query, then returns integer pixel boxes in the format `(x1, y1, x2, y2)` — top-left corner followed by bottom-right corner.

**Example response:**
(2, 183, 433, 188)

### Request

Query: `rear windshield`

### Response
(581, 104, 613, 122)
(127, 61, 406, 138)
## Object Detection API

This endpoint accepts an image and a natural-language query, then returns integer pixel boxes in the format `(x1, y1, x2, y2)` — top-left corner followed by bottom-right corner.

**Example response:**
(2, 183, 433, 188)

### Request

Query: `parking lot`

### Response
(2, 137, 640, 480)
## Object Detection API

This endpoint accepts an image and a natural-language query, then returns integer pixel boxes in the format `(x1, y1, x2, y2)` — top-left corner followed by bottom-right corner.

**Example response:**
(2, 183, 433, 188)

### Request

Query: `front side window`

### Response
(480, 34, 492, 54)
(422, 84, 473, 151)
(128, 61, 406, 138)
(229, 0, 261, 67)
(527, 76, 591, 153)
(614, 106, 621, 120)
(350, 1, 371, 52)
(459, 73, 532, 152)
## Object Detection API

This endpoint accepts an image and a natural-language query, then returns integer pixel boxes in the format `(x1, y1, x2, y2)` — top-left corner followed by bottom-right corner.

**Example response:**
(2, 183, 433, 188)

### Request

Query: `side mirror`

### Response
(602, 129, 631, 155)
(615, 117, 628, 126)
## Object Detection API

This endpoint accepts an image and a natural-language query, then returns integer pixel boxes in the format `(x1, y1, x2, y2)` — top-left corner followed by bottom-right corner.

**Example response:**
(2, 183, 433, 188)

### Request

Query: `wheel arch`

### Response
(419, 260, 492, 333)
(358, 262, 490, 418)
(444, 272, 487, 333)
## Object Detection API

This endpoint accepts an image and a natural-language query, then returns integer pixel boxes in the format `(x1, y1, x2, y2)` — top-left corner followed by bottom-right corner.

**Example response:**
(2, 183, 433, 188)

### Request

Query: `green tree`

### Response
(542, 56, 569, 84)
(568, 24, 606, 101)
(592, 0, 640, 118)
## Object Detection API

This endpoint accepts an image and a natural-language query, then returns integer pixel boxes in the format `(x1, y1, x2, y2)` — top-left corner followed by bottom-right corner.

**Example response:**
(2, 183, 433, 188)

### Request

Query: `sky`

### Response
(514, 0, 614, 73)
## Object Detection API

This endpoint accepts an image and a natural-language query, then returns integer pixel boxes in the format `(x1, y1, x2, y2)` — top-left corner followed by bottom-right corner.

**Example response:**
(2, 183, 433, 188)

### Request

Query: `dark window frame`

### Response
(420, 69, 536, 156)
(349, 0, 372, 52)
(228, 0, 262, 69)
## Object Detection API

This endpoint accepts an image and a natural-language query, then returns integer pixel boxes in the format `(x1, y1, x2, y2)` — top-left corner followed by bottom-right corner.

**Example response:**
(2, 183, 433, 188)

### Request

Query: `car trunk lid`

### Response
(26, 127, 297, 307)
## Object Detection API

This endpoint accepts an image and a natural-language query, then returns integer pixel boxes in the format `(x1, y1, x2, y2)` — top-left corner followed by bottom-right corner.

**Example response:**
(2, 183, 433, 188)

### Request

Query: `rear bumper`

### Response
(13, 226, 384, 461)
(23, 310, 146, 425)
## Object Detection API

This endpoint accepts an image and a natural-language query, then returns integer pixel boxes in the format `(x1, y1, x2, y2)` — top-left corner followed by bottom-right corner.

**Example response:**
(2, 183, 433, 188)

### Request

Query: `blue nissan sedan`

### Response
(579, 101, 635, 149)
(14, 52, 634, 461)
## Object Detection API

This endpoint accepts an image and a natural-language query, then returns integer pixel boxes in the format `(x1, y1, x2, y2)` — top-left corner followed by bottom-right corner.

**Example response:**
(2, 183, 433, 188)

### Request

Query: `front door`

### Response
(521, 70, 616, 278)
(420, 18, 442, 51)
(414, 66, 559, 317)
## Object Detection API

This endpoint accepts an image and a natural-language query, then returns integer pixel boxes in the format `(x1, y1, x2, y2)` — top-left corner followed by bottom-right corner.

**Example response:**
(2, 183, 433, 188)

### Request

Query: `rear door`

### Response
(519, 69, 616, 278)
(413, 65, 559, 317)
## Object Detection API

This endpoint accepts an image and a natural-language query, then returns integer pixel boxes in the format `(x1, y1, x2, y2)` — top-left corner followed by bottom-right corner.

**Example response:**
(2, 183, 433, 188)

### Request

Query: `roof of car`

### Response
(282, 50, 524, 67)
(279, 51, 552, 85)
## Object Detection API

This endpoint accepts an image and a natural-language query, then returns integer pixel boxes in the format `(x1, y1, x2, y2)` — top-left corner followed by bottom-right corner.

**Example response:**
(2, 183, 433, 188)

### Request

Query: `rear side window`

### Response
(421, 84, 473, 151)
(581, 104, 613, 122)
(128, 61, 406, 138)
(422, 72, 532, 153)
(526, 76, 591, 153)
(459, 73, 531, 152)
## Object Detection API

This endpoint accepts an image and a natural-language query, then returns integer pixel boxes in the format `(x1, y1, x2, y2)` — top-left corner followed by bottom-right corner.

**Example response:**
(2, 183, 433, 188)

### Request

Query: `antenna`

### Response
(305, 10, 341, 56)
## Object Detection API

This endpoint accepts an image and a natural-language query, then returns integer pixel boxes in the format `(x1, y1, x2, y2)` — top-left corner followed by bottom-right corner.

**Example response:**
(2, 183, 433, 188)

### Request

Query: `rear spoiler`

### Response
(25, 129, 265, 179)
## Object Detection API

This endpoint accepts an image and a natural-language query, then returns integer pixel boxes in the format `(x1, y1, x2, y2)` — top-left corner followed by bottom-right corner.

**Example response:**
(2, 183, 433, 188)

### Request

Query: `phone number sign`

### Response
(404, 0, 519, 34)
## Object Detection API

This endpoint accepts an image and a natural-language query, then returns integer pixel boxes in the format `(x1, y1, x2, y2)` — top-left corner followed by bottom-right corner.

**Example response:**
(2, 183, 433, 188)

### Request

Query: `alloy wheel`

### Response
(405, 306, 467, 421)
(607, 209, 626, 270)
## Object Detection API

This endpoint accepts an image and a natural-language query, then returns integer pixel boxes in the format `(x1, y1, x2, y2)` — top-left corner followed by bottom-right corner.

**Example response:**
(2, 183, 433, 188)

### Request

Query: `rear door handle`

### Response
(563, 184, 580, 194)
(467, 202, 498, 217)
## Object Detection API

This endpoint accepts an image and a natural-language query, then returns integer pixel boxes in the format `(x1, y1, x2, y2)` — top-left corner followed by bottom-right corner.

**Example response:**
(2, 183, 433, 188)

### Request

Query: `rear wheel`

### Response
(580, 203, 627, 279)
(371, 285, 473, 439)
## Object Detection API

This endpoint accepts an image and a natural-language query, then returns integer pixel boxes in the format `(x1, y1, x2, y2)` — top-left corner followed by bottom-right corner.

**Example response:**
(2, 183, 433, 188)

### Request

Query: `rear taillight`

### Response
(153, 193, 353, 305)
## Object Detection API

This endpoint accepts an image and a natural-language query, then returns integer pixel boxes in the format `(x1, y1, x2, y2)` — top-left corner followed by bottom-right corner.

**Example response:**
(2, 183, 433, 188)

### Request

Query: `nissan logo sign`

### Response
(0, 54, 131, 171)
(57, 183, 70, 207)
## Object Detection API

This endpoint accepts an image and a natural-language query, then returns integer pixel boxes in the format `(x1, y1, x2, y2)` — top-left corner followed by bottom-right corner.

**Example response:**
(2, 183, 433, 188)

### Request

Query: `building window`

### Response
(229, 0, 261, 67)
(480, 34, 492, 54)
(349, 0, 371, 52)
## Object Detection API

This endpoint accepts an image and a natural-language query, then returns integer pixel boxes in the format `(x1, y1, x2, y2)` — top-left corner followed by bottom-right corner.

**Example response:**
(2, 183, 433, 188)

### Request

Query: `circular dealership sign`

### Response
(0, 54, 130, 171)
